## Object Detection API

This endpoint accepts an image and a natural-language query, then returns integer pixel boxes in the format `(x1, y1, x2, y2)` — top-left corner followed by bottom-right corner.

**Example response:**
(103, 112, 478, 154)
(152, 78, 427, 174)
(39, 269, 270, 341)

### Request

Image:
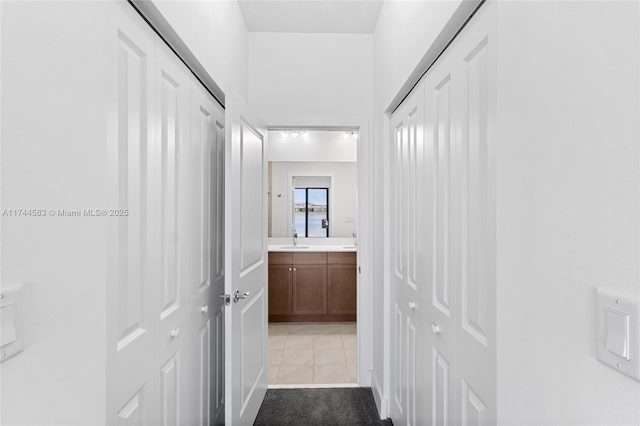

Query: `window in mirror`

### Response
(294, 187, 329, 237)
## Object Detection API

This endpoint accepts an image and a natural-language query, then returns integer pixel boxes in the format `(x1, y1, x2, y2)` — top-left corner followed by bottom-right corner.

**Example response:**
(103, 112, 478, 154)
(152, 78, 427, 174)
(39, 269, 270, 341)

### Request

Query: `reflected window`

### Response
(294, 188, 329, 237)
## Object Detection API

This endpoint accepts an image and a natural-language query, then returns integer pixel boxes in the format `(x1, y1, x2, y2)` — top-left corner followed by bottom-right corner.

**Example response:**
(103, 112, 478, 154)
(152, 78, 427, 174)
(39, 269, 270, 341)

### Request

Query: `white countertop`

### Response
(268, 244, 357, 253)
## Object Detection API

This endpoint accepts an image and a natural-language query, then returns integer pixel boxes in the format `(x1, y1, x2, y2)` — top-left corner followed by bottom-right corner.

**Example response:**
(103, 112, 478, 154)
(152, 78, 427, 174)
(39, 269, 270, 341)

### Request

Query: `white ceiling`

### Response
(238, 0, 384, 34)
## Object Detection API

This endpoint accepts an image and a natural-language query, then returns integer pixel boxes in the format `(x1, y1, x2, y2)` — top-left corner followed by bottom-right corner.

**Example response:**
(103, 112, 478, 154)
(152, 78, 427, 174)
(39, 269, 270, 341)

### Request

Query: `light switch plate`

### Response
(596, 288, 639, 381)
(0, 283, 23, 362)
(605, 308, 630, 359)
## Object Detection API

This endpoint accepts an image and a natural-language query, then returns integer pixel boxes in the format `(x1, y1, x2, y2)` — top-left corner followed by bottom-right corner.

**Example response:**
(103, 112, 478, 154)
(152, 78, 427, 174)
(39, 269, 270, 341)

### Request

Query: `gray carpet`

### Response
(254, 387, 393, 426)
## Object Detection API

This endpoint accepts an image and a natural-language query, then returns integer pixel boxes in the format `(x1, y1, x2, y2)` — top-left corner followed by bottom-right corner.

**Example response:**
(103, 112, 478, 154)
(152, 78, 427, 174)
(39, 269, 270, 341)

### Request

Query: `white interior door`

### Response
(190, 76, 226, 426)
(424, 49, 459, 426)
(107, 6, 158, 423)
(152, 36, 193, 426)
(390, 93, 408, 426)
(450, 5, 496, 424)
(106, 4, 228, 425)
(212, 104, 226, 426)
(425, 4, 496, 426)
(390, 77, 429, 426)
(389, 3, 496, 426)
(224, 93, 268, 425)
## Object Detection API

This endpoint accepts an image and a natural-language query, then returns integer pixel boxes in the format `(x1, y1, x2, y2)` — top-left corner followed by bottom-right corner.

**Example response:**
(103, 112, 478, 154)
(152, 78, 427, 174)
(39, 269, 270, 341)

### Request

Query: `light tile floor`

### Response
(268, 322, 357, 385)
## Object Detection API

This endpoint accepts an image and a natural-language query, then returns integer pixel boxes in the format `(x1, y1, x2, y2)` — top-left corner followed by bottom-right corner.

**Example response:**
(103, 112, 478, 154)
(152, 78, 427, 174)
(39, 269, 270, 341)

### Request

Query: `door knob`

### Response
(201, 305, 209, 313)
(170, 328, 181, 339)
(431, 323, 440, 335)
(408, 301, 416, 310)
(233, 290, 250, 303)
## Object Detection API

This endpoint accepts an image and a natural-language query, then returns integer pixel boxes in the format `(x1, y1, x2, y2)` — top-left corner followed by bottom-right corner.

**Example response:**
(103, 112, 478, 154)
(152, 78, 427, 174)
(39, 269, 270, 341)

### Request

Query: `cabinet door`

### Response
(268, 265, 293, 315)
(292, 265, 327, 314)
(327, 265, 357, 315)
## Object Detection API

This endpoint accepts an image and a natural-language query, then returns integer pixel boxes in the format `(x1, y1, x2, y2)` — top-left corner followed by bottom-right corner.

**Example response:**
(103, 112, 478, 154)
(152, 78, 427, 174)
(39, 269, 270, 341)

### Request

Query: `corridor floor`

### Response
(254, 387, 393, 426)
(268, 322, 357, 385)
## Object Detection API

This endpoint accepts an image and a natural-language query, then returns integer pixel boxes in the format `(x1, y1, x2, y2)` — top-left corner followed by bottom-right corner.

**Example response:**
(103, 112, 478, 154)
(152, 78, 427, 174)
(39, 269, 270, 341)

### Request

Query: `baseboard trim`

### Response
(371, 375, 385, 418)
(268, 383, 359, 389)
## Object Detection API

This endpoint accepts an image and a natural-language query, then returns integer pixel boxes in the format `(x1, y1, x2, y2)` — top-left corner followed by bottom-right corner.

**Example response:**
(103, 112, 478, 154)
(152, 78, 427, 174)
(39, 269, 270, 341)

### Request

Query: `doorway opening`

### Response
(266, 128, 360, 387)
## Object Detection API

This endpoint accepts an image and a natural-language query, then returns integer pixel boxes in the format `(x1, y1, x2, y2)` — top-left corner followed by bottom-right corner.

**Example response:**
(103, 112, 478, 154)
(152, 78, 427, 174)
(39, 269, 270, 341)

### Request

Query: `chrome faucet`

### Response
(293, 229, 298, 247)
(353, 232, 357, 247)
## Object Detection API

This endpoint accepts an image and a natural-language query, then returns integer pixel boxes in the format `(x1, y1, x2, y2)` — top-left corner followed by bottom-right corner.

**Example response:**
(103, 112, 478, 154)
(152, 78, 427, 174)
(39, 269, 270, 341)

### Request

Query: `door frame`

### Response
(267, 119, 373, 387)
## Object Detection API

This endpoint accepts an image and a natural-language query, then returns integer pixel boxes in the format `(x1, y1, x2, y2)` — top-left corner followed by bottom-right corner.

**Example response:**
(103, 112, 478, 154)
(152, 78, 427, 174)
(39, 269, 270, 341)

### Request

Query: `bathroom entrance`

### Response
(266, 128, 361, 386)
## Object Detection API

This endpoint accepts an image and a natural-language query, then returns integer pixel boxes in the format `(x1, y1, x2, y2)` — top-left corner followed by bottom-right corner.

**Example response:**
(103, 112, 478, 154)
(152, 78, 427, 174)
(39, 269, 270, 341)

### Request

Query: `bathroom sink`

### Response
(278, 245, 311, 250)
(341, 245, 357, 249)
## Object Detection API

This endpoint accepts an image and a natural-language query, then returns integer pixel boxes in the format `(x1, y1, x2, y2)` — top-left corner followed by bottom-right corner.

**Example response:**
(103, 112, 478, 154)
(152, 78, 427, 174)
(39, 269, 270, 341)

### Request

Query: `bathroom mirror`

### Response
(268, 130, 357, 238)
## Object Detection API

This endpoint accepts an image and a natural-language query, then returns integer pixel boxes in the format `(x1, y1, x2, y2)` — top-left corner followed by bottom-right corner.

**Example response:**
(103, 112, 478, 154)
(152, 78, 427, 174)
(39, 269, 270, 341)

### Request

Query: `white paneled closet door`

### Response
(152, 37, 192, 426)
(106, 3, 225, 425)
(451, 5, 496, 424)
(389, 3, 496, 426)
(190, 77, 226, 426)
(424, 44, 460, 426)
(210, 100, 226, 426)
(106, 6, 158, 423)
(390, 78, 428, 426)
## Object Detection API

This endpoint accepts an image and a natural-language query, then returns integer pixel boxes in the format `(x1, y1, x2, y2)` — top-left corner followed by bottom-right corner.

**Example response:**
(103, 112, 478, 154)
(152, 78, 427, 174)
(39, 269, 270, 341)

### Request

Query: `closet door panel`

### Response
(389, 4, 496, 426)
(104, 4, 226, 426)
(153, 40, 192, 426)
(190, 78, 225, 426)
(107, 4, 157, 423)
(390, 78, 427, 426)
(423, 43, 461, 426)
(454, 4, 497, 424)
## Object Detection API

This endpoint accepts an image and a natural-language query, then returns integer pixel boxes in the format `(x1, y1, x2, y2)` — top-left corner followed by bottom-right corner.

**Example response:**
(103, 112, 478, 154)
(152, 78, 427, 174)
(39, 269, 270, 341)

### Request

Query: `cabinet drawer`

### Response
(293, 252, 327, 265)
(269, 252, 293, 265)
(328, 252, 356, 265)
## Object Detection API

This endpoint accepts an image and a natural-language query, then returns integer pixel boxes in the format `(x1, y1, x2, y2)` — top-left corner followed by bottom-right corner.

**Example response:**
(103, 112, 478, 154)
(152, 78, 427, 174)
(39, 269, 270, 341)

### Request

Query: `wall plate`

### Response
(0, 283, 24, 363)
(596, 288, 639, 381)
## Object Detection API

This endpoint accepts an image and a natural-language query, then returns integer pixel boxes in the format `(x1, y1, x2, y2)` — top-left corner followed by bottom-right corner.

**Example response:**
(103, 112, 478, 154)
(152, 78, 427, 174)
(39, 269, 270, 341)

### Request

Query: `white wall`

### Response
(270, 162, 357, 238)
(373, 0, 462, 113)
(152, 0, 249, 100)
(1, 2, 111, 424)
(370, 0, 461, 415)
(248, 32, 373, 125)
(494, 2, 640, 424)
(268, 130, 357, 162)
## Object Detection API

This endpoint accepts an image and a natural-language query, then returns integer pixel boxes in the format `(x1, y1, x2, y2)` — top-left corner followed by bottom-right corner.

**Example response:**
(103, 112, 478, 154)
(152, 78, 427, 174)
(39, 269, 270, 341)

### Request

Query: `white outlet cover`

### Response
(596, 288, 639, 381)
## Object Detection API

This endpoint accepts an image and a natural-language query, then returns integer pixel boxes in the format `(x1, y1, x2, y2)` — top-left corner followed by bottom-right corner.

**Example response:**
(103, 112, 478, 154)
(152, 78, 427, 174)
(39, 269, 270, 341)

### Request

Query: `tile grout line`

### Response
(269, 322, 356, 385)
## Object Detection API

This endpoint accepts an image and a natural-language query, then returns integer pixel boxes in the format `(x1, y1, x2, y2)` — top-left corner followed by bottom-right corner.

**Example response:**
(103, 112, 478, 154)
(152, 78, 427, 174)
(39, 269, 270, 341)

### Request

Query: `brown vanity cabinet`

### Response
(267, 264, 293, 315)
(327, 252, 357, 315)
(267, 252, 293, 316)
(268, 251, 356, 322)
(292, 264, 327, 314)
